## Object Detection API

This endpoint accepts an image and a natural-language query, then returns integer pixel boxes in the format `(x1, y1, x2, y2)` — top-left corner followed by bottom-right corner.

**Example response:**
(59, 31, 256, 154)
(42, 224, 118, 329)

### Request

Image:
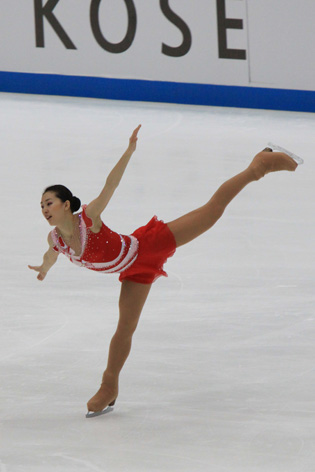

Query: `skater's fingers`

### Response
(28, 265, 46, 281)
(130, 125, 141, 142)
(133, 124, 141, 135)
(28, 265, 40, 272)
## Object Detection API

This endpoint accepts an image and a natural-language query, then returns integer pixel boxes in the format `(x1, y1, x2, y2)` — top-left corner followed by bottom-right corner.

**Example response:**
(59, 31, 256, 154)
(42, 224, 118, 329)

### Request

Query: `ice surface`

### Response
(0, 92, 314, 471)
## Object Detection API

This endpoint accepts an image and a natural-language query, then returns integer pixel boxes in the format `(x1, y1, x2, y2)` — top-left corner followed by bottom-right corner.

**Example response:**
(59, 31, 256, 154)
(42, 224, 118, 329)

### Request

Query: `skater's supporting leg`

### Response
(167, 150, 298, 248)
(87, 280, 151, 413)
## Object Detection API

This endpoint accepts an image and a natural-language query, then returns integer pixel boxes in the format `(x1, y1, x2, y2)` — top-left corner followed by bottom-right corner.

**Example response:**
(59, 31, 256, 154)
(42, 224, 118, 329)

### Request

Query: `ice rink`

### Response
(0, 92, 314, 472)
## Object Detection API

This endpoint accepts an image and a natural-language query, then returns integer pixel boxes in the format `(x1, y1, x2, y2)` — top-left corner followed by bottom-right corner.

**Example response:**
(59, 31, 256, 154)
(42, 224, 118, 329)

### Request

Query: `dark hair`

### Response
(43, 185, 81, 213)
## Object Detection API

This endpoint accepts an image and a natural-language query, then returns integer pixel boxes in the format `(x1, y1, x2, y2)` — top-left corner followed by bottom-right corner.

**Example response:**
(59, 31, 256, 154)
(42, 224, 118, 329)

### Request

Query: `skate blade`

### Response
(267, 142, 304, 165)
(85, 406, 114, 418)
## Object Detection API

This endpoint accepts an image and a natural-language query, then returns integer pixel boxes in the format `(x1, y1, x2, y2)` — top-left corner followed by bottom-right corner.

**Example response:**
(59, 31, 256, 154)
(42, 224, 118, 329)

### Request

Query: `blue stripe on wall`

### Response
(0, 71, 314, 112)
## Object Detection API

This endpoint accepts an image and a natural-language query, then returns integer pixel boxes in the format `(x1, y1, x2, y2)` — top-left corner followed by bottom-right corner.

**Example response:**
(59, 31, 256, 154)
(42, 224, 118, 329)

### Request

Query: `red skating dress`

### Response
(51, 206, 176, 284)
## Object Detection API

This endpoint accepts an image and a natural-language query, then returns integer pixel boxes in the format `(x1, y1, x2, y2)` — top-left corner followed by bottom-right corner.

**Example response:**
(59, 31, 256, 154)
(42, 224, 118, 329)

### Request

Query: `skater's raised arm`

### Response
(85, 125, 141, 222)
(28, 234, 59, 281)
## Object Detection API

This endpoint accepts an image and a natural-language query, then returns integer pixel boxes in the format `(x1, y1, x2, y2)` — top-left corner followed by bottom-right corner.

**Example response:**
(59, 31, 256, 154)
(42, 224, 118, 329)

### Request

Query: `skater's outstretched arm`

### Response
(85, 125, 141, 224)
(28, 234, 59, 281)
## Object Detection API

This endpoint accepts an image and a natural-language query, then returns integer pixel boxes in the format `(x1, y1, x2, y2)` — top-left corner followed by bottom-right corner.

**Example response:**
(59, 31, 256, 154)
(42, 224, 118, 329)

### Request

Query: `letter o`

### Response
(90, 0, 137, 53)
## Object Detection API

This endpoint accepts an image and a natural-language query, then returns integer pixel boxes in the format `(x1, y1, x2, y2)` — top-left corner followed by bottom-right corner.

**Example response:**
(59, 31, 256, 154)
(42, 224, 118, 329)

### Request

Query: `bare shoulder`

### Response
(47, 232, 59, 259)
(84, 205, 102, 232)
(47, 232, 55, 247)
(89, 215, 103, 233)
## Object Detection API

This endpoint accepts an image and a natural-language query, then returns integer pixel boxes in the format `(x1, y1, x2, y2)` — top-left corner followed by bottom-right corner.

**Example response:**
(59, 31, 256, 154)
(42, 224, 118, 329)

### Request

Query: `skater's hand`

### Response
(28, 265, 47, 281)
(128, 125, 141, 154)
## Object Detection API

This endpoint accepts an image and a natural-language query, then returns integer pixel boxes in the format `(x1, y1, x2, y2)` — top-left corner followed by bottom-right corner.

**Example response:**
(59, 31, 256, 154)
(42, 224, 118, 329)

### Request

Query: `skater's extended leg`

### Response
(167, 149, 298, 247)
(87, 280, 151, 413)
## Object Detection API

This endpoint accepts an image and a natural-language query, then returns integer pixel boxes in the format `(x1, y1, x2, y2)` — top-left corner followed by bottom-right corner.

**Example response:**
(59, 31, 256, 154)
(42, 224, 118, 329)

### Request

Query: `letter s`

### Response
(160, 0, 192, 57)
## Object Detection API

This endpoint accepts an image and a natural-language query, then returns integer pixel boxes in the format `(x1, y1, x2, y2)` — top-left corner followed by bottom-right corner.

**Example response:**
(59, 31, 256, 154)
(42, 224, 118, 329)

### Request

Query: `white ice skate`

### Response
(86, 404, 115, 418)
(267, 143, 304, 165)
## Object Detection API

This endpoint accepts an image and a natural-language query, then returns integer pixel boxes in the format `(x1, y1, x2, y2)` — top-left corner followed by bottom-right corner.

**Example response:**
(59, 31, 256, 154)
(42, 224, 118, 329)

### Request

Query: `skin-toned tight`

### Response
(87, 150, 297, 412)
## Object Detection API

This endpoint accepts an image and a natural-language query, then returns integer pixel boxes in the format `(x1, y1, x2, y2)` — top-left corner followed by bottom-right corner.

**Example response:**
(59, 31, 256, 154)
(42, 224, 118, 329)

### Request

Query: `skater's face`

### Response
(41, 191, 70, 226)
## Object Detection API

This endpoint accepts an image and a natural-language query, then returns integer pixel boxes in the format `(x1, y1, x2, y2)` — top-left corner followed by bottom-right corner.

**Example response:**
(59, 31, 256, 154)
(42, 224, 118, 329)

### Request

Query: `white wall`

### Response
(1, 0, 314, 92)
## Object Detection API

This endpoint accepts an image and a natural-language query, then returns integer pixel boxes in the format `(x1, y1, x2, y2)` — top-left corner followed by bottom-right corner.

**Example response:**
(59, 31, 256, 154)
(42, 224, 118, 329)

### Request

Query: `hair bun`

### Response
(71, 196, 81, 213)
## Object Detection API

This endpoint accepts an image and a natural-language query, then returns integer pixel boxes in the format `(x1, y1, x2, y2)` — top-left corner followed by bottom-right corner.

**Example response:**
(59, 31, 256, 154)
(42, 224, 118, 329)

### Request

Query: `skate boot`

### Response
(267, 143, 304, 165)
(249, 146, 300, 180)
(86, 374, 118, 418)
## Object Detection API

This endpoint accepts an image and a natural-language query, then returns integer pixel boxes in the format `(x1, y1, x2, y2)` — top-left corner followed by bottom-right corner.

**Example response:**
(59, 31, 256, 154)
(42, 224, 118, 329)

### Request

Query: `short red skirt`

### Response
(119, 216, 177, 284)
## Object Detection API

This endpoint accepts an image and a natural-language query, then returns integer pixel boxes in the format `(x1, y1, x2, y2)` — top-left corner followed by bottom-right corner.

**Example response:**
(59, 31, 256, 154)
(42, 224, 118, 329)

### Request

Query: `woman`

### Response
(29, 125, 301, 417)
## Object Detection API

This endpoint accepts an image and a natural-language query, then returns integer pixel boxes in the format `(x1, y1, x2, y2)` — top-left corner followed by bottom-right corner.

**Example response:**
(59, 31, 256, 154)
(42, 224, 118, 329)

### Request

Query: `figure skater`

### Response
(29, 125, 302, 417)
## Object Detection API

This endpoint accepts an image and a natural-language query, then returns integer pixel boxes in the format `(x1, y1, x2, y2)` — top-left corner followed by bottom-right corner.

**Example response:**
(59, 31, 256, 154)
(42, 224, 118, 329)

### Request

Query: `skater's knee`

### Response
(116, 317, 139, 338)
